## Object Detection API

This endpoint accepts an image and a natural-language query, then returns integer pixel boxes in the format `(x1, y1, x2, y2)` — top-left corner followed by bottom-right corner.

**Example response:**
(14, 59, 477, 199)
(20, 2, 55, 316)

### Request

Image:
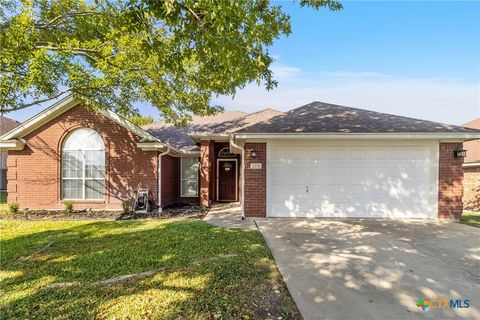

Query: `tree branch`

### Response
(1, 11, 105, 30)
(34, 11, 105, 29)
(0, 90, 72, 113)
(1, 85, 113, 113)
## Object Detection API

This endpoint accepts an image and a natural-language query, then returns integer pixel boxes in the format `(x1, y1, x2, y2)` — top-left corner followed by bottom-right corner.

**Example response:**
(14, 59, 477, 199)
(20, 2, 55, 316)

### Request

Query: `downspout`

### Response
(229, 134, 245, 220)
(158, 146, 171, 212)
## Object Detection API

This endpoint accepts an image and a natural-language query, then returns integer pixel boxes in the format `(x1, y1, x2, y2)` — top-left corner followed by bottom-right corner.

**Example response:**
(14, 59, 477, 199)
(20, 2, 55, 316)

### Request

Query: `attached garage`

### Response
(236, 102, 480, 220)
(267, 142, 438, 218)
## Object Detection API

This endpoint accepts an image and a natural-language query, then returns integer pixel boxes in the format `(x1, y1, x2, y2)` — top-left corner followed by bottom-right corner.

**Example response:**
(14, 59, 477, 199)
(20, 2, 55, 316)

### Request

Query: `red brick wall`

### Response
(244, 143, 266, 217)
(7, 104, 158, 210)
(438, 143, 464, 219)
(159, 154, 200, 208)
(200, 140, 214, 206)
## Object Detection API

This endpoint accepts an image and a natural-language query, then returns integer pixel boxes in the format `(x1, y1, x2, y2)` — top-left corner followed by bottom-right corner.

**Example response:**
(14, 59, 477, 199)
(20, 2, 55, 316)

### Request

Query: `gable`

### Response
(0, 96, 166, 151)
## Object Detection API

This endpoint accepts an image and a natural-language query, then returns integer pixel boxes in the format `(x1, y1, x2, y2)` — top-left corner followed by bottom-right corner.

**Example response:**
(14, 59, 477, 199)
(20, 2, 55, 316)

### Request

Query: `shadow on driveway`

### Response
(257, 219, 480, 320)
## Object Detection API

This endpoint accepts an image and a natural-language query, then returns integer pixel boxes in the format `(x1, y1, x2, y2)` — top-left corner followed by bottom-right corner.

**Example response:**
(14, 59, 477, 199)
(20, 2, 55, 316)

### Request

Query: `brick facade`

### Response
(463, 166, 480, 212)
(159, 154, 199, 208)
(438, 143, 464, 220)
(244, 143, 266, 217)
(7, 104, 158, 210)
(199, 140, 214, 206)
(4, 102, 469, 220)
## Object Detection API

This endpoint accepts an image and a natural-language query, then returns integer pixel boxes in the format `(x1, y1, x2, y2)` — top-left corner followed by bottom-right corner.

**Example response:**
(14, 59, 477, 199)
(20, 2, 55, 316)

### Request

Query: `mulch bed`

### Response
(1, 204, 209, 221)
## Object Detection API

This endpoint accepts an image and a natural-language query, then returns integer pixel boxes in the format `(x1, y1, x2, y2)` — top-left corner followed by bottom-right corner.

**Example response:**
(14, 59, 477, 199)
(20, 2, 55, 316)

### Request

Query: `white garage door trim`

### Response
(266, 141, 439, 219)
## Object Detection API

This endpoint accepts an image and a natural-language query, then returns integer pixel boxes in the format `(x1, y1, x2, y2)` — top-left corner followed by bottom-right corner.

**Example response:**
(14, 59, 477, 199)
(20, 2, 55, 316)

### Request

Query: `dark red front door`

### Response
(218, 160, 237, 201)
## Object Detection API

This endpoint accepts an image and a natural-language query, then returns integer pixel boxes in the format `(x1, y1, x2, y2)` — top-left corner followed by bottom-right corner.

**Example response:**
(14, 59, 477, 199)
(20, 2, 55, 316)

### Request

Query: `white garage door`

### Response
(267, 142, 438, 218)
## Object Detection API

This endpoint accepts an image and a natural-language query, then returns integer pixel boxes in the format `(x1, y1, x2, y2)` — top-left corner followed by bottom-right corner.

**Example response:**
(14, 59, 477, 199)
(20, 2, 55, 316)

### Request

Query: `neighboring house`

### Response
(462, 118, 480, 211)
(0, 96, 478, 220)
(0, 116, 20, 191)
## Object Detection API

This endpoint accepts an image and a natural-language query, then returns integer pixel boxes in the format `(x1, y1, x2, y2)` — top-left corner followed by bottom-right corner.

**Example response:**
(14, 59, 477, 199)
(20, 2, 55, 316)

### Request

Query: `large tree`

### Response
(1, 0, 341, 124)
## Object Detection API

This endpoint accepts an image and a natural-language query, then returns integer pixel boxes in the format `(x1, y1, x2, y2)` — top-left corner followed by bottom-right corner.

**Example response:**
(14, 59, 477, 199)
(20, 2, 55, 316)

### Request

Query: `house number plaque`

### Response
(250, 163, 262, 169)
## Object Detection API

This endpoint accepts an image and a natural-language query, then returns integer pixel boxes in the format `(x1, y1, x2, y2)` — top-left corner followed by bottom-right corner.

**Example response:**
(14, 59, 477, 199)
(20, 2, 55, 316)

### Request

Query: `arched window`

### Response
(218, 147, 236, 158)
(62, 128, 105, 199)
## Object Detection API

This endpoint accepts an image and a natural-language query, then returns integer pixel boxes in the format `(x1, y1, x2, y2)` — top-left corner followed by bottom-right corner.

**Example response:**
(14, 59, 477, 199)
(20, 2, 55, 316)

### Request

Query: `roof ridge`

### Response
(247, 107, 282, 115)
(236, 101, 480, 134)
(298, 101, 473, 131)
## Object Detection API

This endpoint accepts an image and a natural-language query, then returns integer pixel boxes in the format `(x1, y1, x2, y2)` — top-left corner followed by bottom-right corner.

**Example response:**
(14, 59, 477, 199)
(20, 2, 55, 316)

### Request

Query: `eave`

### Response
(234, 132, 480, 141)
(463, 162, 480, 168)
(0, 139, 25, 150)
(189, 133, 230, 142)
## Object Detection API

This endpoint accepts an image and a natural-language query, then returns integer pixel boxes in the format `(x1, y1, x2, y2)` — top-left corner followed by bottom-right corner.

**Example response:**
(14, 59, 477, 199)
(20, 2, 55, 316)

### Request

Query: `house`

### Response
(0, 96, 478, 219)
(462, 118, 480, 211)
(0, 116, 20, 191)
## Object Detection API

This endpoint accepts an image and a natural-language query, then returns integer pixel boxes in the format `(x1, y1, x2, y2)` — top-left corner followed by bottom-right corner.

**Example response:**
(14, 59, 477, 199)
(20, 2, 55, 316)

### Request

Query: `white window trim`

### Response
(62, 149, 105, 200)
(62, 127, 105, 200)
(180, 157, 199, 198)
(62, 150, 105, 201)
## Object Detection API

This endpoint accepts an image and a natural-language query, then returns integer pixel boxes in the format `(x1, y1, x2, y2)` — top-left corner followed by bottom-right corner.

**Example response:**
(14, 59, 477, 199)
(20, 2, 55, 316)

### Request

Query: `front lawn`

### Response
(0, 220, 300, 319)
(460, 211, 480, 228)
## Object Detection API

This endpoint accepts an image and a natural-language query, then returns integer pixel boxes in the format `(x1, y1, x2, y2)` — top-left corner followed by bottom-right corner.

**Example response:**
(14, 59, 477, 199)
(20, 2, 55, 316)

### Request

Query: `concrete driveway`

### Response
(256, 219, 480, 320)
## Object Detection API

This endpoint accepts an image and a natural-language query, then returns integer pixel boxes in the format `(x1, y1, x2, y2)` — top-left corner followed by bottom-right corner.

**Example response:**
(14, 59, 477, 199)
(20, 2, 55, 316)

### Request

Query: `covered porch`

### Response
(199, 141, 242, 207)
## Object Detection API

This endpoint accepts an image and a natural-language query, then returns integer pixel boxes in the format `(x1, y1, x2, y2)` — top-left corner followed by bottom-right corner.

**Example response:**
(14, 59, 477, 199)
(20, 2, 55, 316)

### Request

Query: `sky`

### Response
(6, 1, 480, 125)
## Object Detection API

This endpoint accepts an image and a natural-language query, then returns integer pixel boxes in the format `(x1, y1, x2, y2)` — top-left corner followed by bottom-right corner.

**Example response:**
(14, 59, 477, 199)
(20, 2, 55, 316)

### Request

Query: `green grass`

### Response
(0, 203, 8, 218)
(460, 212, 480, 228)
(0, 220, 299, 319)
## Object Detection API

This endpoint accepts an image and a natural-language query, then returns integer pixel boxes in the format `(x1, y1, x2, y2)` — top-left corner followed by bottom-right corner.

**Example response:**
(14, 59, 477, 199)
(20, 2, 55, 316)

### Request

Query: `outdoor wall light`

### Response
(250, 149, 257, 158)
(453, 149, 467, 158)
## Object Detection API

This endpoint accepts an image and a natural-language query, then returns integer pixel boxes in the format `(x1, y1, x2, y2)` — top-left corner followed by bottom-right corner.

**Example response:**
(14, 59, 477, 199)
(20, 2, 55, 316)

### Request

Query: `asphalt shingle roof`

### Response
(142, 102, 479, 152)
(237, 102, 480, 134)
(143, 109, 283, 152)
(462, 118, 480, 163)
(0, 116, 20, 135)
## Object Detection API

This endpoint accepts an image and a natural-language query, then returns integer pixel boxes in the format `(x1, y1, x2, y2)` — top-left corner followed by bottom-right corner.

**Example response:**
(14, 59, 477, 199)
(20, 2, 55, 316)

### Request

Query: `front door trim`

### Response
(216, 158, 238, 202)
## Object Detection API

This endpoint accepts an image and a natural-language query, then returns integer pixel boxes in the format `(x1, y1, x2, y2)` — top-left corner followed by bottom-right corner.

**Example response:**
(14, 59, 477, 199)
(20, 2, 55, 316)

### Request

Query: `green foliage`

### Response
(127, 115, 154, 127)
(0, 0, 341, 124)
(8, 202, 19, 214)
(64, 200, 74, 213)
(0, 191, 6, 203)
(0, 220, 299, 319)
(122, 199, 132, 213)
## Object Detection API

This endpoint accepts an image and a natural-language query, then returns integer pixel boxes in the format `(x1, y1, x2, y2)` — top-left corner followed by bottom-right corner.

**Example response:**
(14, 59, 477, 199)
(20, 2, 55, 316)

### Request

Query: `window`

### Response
(62, 128, 105, 200)
(218, 147, 236, 158)
(181, 157, 199, 197)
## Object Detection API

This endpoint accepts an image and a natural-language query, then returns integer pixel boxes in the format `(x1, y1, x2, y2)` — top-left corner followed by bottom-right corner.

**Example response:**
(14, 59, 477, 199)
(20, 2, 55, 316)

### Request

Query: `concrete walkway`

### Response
(203, 203, 257, 229)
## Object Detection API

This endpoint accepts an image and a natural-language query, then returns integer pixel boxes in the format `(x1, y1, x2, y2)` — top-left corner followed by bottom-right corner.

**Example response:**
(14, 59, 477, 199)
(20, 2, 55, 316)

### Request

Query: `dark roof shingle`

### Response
(238, 102, 479, 134)
(143, 109, 283, 152)
(0, 116, 20, 135)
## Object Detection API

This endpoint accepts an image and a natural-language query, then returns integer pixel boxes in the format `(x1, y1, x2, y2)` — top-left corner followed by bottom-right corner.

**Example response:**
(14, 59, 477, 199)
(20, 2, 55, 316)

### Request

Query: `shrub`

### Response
(9, 203, 19, 214)
(122, 199, 132, 213)
(65, 201, 74, 214)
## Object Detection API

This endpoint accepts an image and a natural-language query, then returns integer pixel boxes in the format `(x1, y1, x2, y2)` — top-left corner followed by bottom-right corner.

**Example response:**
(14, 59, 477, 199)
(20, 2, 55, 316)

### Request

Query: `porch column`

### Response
(200, 140, 213, 207)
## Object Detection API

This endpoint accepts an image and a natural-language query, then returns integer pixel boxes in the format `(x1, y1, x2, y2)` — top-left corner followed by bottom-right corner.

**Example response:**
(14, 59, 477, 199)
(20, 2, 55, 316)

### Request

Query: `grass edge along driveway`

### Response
(0, 219, 301, 319)
(460, 211, 480, 228)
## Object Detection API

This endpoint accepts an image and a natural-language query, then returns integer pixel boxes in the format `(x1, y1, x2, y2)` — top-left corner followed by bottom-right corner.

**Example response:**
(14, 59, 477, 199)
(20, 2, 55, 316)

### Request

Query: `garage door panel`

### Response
(267, 143, 436, 219)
